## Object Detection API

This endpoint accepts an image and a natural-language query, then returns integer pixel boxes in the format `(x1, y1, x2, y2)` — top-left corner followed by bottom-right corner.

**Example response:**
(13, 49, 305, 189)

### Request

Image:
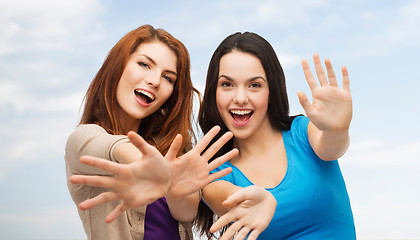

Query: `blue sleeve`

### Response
(289, 116, 325, 162)
(210, 161, 235, 183)
(290, 115, 310, 141)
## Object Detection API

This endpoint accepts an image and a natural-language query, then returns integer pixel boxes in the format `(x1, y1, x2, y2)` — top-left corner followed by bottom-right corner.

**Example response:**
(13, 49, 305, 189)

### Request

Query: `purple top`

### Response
(144, 197, 180, 240)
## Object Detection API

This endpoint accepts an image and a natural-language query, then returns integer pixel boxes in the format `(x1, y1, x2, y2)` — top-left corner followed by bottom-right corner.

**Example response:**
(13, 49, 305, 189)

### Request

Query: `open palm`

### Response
(70, 131, 171, 223)
(210, 185, 277, 240)
(165, 126, 238, 200)
(297, 54, 352, 132)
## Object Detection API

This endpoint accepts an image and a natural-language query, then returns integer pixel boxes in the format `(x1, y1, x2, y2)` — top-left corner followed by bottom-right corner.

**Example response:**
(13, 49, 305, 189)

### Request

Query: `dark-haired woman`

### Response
(195, 32, 356, 240)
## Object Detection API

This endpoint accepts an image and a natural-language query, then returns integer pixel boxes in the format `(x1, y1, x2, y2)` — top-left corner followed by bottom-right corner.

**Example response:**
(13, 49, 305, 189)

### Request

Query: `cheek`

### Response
(115, 81, 127, 106)
(215, 90, 225, 110)
(159, 85, 174, 106)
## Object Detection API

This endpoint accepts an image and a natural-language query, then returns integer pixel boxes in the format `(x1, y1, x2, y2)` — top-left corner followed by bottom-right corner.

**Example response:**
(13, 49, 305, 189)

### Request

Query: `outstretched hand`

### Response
(297, 53, 352, 132)
(210, 185, 277, 240)
(70, 126, 237, 223)
(70, 131, 171, 223)
(165, 126, 238, 201)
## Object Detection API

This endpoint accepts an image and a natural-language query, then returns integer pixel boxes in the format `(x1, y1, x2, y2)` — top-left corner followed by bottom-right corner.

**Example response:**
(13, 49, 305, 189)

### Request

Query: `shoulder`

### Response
(210, 161, 235, 183)
(285, 116, 310, 141)
(66, 124, 127, 150)
(65, 124, 128, 173)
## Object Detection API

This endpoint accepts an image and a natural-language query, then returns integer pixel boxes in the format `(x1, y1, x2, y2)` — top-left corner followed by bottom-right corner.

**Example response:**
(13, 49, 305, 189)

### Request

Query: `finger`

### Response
(165, 134, 183, 161)
(223, 188, 247, 208)
(201, 131, 233, 160)
(70, 175, 115, 188)
(234, 227, 251, 240)
(296, 91, 313, 116)
(220, 221, 243, 240)
(247, 229, 261, 240)
(79, 155, 120, 174)
(342, 66, 350, 92)
(301, 59, 318, 90)
(207, 167, 232, 183)
(210, 212, 235, 233)
(324, 58, 338, 87)
(313, 53, 328, 87)
(194, 126, 221, 153)
(105, 203, 126, 223)
(79, 192, 118, 210)
(208, 148, 239, 171)
(127, 131, 156, 157)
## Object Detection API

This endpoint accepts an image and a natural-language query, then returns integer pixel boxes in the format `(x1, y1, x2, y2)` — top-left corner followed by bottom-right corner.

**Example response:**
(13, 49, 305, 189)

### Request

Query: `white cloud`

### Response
(339, 139, 420, 238)
(341, 140, 420, 166)
(0, 0, 105, 54)
(255, 0, 330, 25)
(0, 80, 85, 113)
(0, 206, 85, 239)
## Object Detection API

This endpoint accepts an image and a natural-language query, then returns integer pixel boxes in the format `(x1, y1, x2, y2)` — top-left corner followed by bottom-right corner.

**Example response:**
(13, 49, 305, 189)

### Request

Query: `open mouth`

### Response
(135, 89, 155, 104)
(230, 109, 253, 122)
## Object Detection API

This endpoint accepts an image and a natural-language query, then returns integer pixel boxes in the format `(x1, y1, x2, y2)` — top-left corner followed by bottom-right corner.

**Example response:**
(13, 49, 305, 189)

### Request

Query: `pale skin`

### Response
(202, 53, 352, 240)
(70, 40, 238, 224)
(70, 126, 238, 223)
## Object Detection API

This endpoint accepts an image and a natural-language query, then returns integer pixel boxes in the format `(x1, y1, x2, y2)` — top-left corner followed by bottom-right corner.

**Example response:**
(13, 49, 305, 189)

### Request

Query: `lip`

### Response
(134, 88, 156, 107)
(229, 108, 253, 127)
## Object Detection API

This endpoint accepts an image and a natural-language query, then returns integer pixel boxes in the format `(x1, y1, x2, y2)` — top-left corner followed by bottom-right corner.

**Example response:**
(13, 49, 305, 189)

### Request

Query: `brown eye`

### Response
(220, 81, 232, 87)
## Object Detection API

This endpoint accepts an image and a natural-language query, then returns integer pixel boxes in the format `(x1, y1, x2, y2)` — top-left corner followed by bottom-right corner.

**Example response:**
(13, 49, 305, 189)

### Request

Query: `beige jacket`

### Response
(65, 124, 193, 240)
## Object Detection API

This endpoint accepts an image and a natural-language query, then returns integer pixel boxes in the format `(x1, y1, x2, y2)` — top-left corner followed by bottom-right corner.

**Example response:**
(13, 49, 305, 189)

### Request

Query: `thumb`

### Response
(165, 134, 182, 161)
(297, 91, 313, 114)
(127, 131, 152, 156)
(223, 187, 247, 208)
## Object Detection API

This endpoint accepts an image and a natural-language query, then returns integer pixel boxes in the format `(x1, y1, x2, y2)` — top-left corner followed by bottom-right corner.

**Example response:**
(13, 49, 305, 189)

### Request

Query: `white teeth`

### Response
(230, 109, 252, 115)
(135, 89, 155, 101)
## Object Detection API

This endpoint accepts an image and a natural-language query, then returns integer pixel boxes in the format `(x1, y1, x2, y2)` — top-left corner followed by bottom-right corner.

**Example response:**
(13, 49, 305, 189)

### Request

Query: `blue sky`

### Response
(0, 0, 419, 239)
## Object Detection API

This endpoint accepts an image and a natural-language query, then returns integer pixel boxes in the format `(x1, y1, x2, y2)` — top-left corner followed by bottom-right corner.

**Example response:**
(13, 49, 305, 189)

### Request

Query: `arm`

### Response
(70, 131, 171, 222)
(70, 126, 237, 223)
(203, 181, 277, 240)
(65, 124, 130, 175)
(112, 141, 142, 164)
(297, 53, 352, 160)
(202, 180, 242, 217)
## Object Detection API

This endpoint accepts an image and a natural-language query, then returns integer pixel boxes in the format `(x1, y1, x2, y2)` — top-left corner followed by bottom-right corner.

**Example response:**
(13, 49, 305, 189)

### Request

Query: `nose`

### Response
(233, 88, 248, 105)
(145, 72, 161, 89)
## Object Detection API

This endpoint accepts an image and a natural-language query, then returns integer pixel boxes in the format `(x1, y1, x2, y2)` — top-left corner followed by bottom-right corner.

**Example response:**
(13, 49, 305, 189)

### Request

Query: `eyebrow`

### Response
(218, 74, 267, 82)
(138, 54, 177, 76)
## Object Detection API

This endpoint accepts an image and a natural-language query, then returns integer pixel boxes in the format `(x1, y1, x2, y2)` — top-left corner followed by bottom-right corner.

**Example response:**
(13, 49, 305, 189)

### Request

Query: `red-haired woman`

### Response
(65, 25, 236, 240)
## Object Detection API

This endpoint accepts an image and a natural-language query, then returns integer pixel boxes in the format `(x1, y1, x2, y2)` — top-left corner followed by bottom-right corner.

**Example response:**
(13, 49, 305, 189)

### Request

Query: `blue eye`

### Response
(137, 62, 149, 68)
(163, 75, 174, 84)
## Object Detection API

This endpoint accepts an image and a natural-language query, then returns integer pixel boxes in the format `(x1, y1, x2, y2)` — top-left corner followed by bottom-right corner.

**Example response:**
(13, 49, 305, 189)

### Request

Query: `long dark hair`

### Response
(80, 24, 197, 155)
(194, 32, 298, 238)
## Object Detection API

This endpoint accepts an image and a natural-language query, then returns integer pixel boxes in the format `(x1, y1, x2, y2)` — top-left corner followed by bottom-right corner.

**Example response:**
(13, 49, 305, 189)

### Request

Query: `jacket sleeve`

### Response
(65, 124, 129, 175)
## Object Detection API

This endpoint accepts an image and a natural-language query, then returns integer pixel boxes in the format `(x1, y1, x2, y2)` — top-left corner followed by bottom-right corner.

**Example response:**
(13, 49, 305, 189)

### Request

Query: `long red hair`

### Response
(80, 24, 198, 154)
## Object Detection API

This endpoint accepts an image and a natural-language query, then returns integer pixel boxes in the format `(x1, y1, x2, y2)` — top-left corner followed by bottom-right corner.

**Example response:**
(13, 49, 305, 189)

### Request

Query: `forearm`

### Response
(202, 181, 242, 217)
(308, 122, 350, 161)
(112, 142, 142, 164)
(166, 191, 200, 222)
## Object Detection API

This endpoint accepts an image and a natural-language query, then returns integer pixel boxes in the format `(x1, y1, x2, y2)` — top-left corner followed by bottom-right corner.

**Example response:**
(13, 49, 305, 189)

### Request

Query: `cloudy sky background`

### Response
(0, 0, 419, 239)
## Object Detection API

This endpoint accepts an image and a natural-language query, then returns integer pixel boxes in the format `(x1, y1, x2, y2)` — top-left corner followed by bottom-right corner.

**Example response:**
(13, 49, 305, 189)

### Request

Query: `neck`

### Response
(232, 117, 282, 162)
(121, 119, 141, 135)
(117, 108, 141, 135)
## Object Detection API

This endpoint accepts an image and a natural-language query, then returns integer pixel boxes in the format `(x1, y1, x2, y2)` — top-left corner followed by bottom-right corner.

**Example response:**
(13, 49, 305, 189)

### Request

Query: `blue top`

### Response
(211, 116, 356, 239)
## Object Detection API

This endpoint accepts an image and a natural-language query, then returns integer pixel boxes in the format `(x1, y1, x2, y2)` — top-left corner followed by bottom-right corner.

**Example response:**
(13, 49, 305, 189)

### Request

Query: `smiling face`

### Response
(216, 50, 270, 140)
(116, 40, 177, 132)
